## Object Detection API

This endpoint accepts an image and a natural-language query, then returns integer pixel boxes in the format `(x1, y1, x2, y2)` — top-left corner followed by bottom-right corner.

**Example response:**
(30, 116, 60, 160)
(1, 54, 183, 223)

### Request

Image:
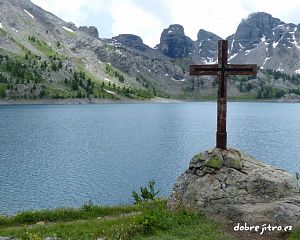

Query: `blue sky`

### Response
(31, 0, 300, 47)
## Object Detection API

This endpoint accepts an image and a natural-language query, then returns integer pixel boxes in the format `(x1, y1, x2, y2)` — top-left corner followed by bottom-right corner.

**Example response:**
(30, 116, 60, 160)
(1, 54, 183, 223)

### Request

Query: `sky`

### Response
(31, 0, 300, 47)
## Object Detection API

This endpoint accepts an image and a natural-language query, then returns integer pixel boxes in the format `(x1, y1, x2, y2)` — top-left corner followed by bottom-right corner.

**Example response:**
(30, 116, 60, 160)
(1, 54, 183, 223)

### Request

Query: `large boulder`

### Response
(168, 148, 300, 227)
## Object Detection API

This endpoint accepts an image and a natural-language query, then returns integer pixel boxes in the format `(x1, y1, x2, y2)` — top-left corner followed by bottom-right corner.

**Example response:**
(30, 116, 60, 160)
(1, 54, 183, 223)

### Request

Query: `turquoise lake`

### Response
(0, 102, 300, 215)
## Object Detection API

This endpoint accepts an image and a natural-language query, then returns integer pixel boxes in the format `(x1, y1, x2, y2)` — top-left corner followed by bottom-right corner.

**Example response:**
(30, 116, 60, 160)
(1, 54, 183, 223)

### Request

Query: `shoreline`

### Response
(0, 97, 299, 105)
(0, 97, 183, 105)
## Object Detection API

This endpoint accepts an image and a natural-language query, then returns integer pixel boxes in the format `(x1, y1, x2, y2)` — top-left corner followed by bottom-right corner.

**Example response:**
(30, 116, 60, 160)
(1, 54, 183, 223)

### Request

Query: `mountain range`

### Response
(0, 0, 299, 100)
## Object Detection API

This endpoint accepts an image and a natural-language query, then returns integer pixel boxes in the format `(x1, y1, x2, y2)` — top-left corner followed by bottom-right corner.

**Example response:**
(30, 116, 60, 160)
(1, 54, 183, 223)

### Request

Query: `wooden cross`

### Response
(190, 40, 257, 149)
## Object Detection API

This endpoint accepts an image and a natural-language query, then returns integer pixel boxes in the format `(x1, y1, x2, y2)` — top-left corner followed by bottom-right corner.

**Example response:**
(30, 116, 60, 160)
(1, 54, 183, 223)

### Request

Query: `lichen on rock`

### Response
(204, 155, 224, 169)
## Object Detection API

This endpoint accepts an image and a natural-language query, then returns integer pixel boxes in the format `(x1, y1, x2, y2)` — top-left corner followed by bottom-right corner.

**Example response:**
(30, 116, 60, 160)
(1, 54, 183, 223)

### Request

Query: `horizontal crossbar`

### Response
(190, 64, 257, 76)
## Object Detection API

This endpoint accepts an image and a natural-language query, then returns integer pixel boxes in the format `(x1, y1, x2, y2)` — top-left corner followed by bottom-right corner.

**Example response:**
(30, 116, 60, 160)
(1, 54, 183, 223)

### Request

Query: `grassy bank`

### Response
(0, 200, 229, 240)
(0, 200, 299, 239)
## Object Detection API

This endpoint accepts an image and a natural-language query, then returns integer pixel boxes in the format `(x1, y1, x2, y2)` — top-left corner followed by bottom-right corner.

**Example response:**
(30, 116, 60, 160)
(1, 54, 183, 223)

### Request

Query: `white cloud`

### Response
(111, 0, 163, 46)
(31, 0, 106, 25)
(165, 0, 248, 40)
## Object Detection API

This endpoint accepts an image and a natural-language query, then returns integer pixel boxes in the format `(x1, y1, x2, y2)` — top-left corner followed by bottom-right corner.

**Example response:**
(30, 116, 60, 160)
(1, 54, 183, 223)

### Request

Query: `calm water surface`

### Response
(0, 102, 300, 214)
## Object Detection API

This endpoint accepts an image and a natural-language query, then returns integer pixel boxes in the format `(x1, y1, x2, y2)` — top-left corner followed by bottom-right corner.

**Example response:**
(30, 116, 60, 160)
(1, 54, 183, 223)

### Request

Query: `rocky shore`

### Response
(278, 93, 300, 103)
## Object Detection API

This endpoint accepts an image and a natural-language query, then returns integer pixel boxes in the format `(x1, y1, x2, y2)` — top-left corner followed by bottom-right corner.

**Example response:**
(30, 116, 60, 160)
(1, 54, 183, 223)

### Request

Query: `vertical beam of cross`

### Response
(216, 40, 228, 149)
(190, 40, 257, 149)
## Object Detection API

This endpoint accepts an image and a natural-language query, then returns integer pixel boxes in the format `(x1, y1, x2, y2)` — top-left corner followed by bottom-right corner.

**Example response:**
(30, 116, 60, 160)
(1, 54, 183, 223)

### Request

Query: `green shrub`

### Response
(136, 200, 171, 234)
(23, 229, 43, 240)
(133, 199, 200, 236)
(131, 179, 160, 204)
(14, 211, 36, 224)
(82, 200, 94, 212)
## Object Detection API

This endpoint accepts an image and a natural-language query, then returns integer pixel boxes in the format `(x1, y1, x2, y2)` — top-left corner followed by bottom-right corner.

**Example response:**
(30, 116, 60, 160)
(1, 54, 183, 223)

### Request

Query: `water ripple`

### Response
(0, 103, 300, 214)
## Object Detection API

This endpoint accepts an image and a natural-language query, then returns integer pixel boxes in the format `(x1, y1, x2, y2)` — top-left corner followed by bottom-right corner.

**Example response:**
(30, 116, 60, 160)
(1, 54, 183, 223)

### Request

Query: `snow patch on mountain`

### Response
(202, 57, 216, 64)
(295, 69, 300, 74)
(262, 57, 271, 67)
(228, 53, 238, 61)
(104, 78, 114, 83)
(292, 29, 300, 49)
(62, 26, 74, 33)
(172, 78, 185, 82)
(0, 23, 2, 29)
(231, 39, 235, 51)
(104, 89, 116, 95)
(273, 41, 279, 48)
(277, 67, 284, 72)
(24, 9, 35, 19)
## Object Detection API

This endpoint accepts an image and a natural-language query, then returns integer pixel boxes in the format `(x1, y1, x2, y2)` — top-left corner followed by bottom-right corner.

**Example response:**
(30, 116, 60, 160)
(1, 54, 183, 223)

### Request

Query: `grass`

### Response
(0, 28, 7, 36)
(0, 83, 7, 98)
(288, 229, 300, 240)
(0, 200, 299, 239)
(0, 83, 7, 91)
(30, 41, 56, 57)
(44, 84, 72, 99)
(0, 204, 141, 227)
(0, 200, 230, 240)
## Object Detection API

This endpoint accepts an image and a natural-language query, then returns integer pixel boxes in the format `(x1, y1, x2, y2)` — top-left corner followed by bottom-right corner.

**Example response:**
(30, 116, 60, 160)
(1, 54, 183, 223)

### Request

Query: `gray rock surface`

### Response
(227, 12, 300, 74)
(157, 24, 194, 58)
(112, 34, 148, 52)
(278, 93, 300, 102)
(79, 26, 99, 38)
(231, 12, 283, 53)
(168, 148, 300, 227)
(195, 29, 220, 63)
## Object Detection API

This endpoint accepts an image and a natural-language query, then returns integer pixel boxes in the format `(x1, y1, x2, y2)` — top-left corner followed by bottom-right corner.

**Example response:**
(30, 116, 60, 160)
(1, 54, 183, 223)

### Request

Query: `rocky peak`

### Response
(158, 24, 194, 58)
(112, 34, 148, 51)
(164, 24, 185, 36)
(226, 12, 300, 74)
(79, 26, 99, 38)
(197, 29, 220, 41)
(196, 29, 221, 63)
(65, 22, 77, 31)
(243, 12, 283, 29)
(230, 12, 284, 52)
